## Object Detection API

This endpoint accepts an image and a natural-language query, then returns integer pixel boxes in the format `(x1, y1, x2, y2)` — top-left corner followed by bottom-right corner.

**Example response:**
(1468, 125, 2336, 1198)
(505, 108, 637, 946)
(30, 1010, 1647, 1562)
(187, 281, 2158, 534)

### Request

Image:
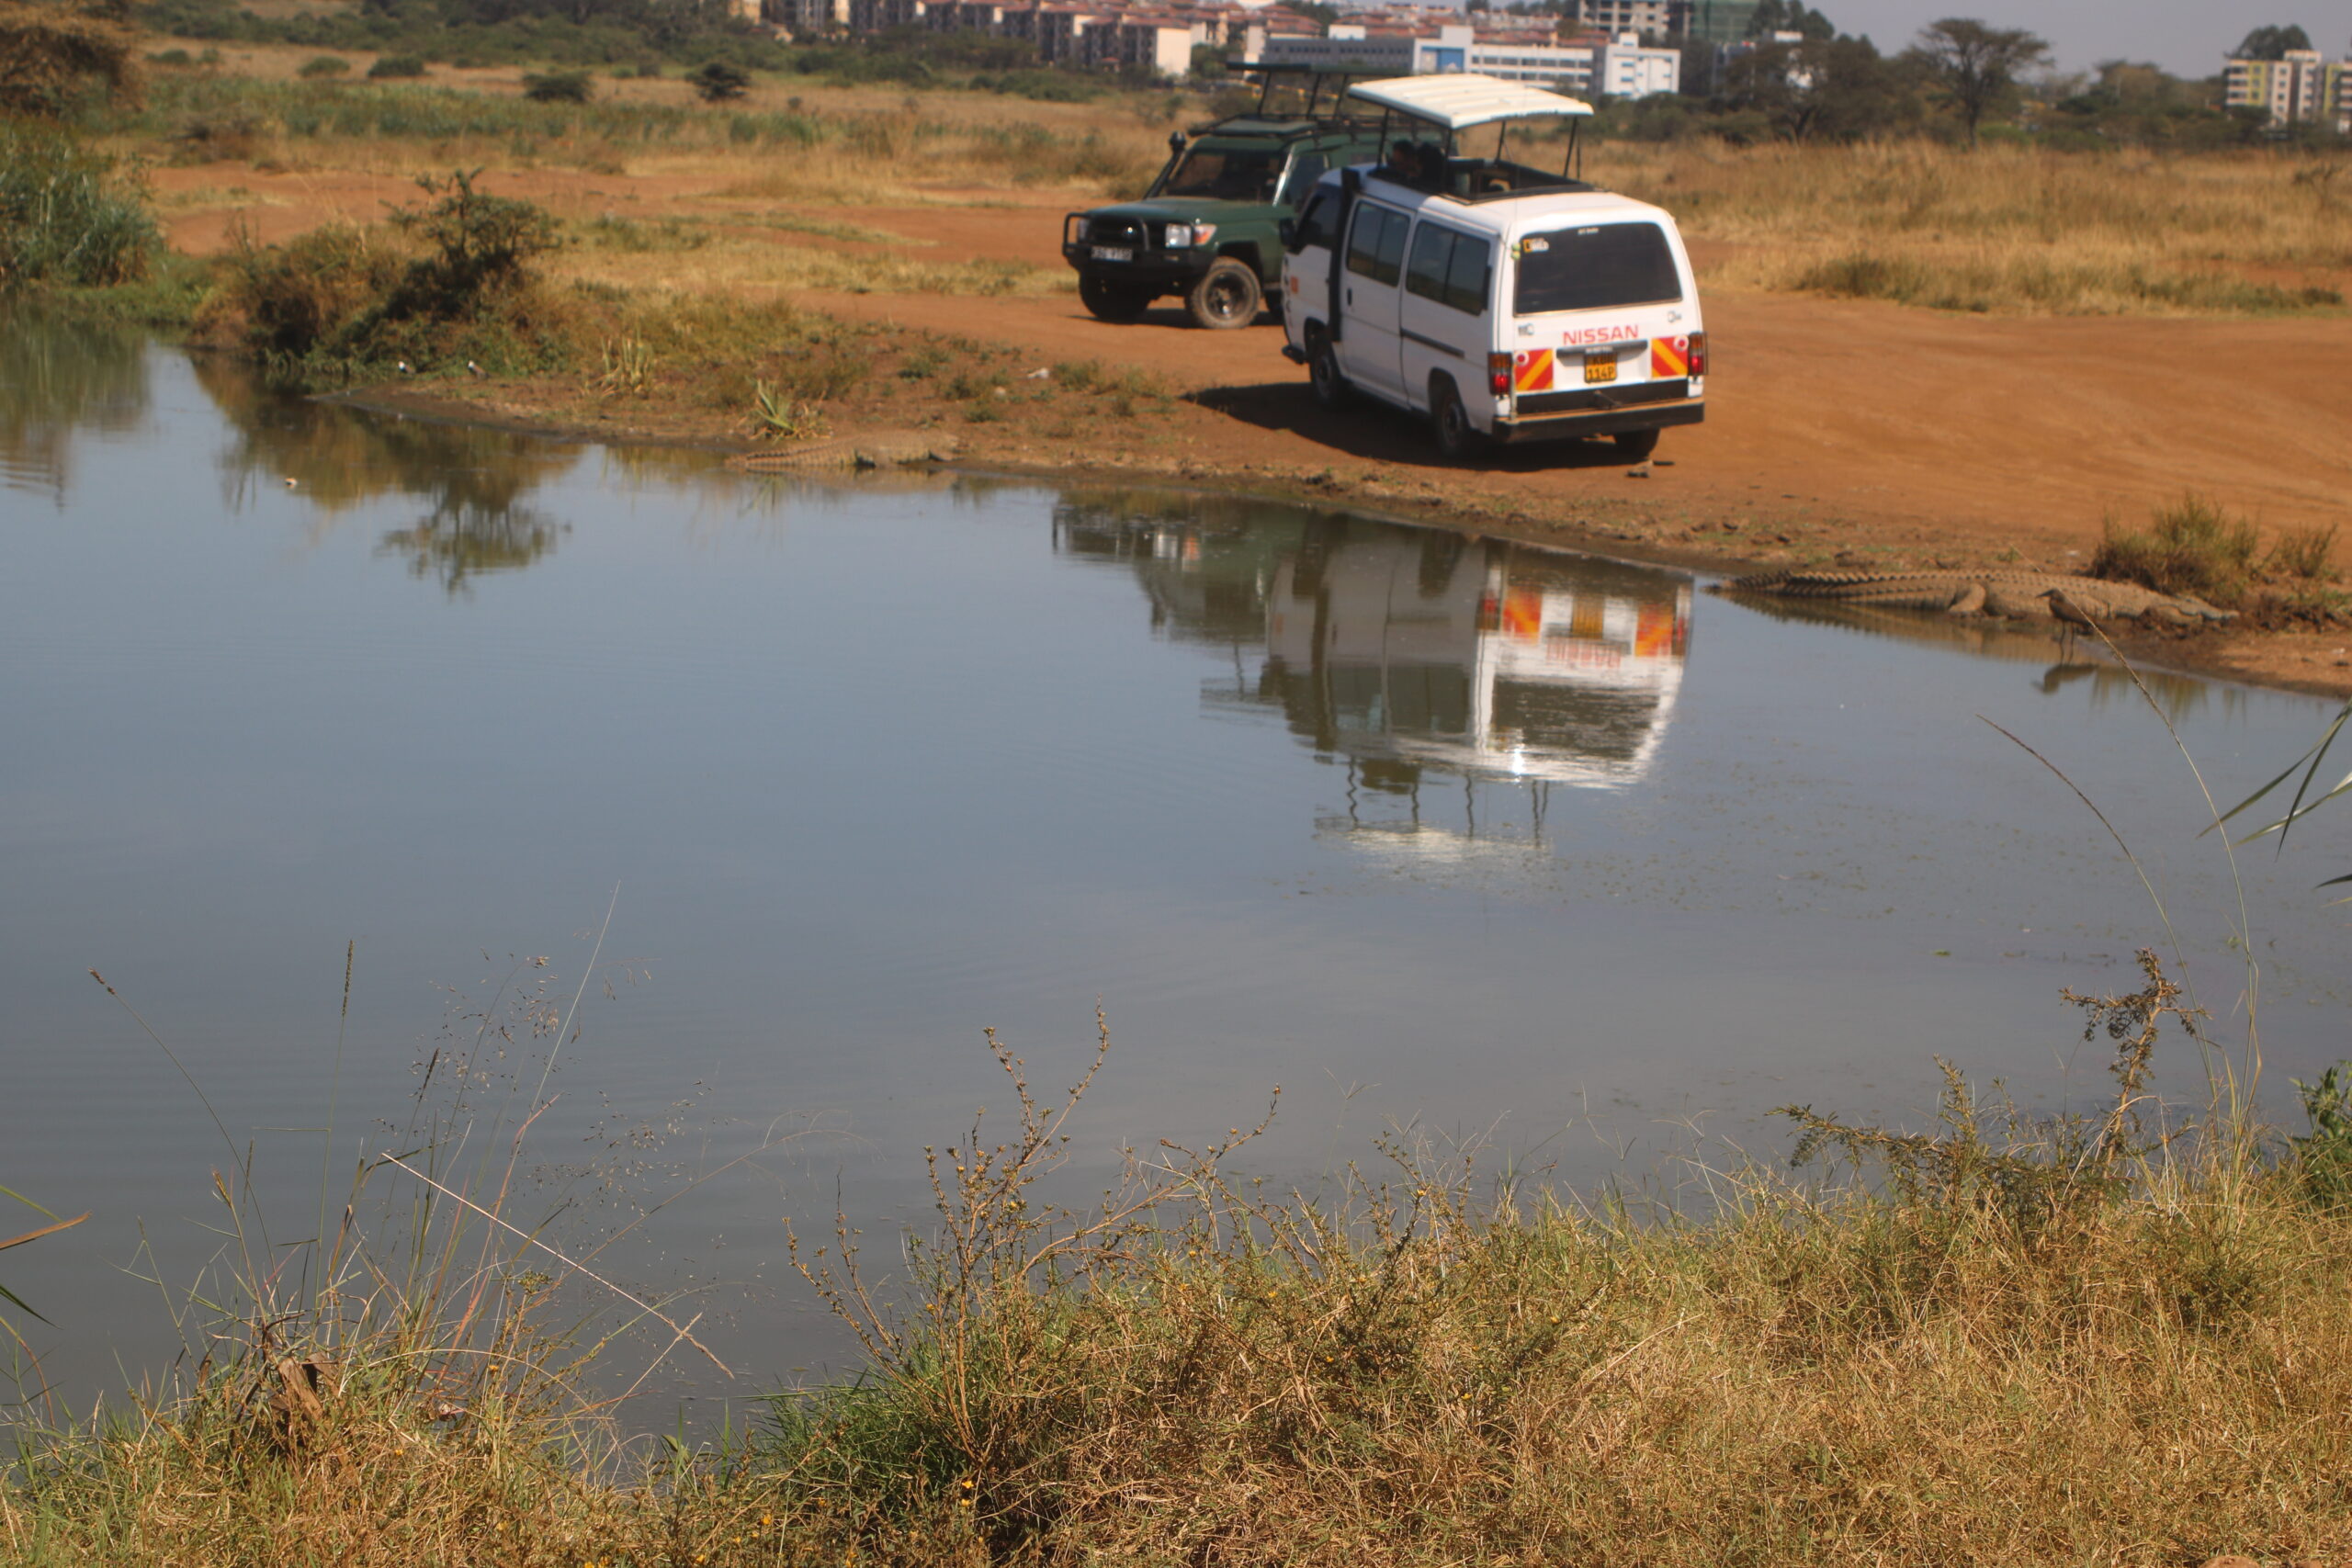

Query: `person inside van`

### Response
(1415, 141, 1451, 192)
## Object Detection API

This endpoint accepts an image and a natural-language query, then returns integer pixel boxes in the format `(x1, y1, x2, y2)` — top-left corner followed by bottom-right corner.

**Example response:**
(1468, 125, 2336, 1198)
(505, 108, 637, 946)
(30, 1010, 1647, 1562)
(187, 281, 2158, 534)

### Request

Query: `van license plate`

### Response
(1584, 353, 1618, 384)
(1091, 246, 1132, 263)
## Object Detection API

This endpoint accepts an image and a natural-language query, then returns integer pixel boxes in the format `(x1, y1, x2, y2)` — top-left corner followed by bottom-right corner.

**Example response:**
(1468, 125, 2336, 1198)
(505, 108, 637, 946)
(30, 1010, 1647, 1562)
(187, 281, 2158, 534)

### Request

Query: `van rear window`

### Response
(1512, 222, 1679, 315)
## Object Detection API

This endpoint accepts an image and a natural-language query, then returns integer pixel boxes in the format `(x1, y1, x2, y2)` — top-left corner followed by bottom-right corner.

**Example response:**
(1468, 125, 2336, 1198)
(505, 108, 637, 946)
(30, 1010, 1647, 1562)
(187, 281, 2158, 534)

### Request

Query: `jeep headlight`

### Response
(1162, 223, 1216, 249)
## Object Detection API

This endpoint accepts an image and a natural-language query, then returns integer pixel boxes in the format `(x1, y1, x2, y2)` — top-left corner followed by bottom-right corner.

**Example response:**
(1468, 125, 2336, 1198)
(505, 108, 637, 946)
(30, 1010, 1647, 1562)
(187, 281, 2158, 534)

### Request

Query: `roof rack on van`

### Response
(1344, 73, 1599, 198)
(1342, 74, 1594, 130)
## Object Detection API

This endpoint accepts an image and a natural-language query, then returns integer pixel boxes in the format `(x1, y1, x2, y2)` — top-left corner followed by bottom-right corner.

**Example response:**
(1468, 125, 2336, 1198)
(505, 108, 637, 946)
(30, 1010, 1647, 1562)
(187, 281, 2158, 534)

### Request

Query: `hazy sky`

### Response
(1819, 1, 2346, 79)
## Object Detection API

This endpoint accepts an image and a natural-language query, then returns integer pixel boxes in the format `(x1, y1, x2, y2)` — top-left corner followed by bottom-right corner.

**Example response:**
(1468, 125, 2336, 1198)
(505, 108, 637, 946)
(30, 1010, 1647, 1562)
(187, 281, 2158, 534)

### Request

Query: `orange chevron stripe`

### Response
(1650, 335, 1689, 378)
(1512, 349, 1554, 394)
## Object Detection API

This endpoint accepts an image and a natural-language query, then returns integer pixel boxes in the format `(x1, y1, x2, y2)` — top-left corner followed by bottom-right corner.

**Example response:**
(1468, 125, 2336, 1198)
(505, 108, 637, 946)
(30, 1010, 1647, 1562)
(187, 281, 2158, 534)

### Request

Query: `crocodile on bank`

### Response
(1717, 570, 2235, 628)
(726, 432, 953, 473)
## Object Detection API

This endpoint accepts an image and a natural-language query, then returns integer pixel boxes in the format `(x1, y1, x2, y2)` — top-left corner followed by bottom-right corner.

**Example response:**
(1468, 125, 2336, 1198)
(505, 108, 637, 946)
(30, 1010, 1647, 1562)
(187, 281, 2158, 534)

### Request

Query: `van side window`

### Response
(1293, 187, 1340, 251)
(1442, 233, 1490, 315)
(1405, 223, 1490, 318)
(1346, 206, 1408, 287)
(1512, 221, 1679, 315)
(1404, 222, 1452, 300)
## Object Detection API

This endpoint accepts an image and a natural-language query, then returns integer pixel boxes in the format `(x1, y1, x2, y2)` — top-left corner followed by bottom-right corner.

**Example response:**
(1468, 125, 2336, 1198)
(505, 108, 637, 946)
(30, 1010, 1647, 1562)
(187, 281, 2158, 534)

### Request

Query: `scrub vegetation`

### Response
(9, 962, 2352, 1564)
(2091, 494, 2348, 624)
(44, 62, 2347, 330)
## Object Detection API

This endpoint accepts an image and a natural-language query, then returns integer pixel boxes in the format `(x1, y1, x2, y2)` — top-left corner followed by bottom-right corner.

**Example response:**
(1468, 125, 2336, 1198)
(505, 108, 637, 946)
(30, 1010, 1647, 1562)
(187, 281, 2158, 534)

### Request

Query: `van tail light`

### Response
(1488, 353, 1510, 396)
(1687, 332, 1708, 378)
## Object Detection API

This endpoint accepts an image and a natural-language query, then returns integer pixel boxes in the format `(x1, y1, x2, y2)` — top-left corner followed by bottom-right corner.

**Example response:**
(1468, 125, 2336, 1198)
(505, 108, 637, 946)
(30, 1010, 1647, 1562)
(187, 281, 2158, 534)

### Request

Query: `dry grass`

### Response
(1594, 139, 2352, 315)
(117, 65, 2352, 320)
(14, 959, 2352, 1566)
(2092, 493, 2346, 612)
(548, 232, 1061, 300)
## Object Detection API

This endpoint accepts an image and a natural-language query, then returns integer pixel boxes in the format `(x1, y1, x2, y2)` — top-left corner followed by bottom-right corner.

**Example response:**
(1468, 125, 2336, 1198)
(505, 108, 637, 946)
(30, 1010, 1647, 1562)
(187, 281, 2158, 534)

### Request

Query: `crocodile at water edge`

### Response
(1718, 570, 2236, 628)
(726, 432, 953, 473)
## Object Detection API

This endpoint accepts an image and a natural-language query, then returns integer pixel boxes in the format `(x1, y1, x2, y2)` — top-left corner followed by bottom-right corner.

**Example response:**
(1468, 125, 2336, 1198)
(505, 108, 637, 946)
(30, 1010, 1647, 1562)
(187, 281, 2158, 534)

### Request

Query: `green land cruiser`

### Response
(1062, 69, 1385, 330)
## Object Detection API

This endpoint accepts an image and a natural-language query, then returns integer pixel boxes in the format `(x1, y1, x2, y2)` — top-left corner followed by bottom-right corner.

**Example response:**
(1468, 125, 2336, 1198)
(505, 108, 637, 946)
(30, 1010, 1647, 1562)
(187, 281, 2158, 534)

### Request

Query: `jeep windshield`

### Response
(1152, 145, 1283, 202)
(1513, 221, 1679, 314)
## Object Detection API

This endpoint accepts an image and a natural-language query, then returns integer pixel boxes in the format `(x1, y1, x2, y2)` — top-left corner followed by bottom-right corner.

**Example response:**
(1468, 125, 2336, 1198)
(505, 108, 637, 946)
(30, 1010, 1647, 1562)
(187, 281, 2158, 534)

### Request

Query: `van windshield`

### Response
(1512, 222, 1679, 315)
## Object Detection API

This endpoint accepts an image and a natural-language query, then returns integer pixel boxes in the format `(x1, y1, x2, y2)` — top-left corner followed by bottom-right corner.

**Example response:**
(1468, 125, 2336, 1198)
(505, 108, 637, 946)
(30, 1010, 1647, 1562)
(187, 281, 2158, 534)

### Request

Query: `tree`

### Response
(1723, 33, 1913, 142)
(1910, 17, 2049, 145)
(1747, 0, 1834, 42)
(522, 68, 594, 101)
(686, 59, 750, 100)
(2233, 24, 2312, 60)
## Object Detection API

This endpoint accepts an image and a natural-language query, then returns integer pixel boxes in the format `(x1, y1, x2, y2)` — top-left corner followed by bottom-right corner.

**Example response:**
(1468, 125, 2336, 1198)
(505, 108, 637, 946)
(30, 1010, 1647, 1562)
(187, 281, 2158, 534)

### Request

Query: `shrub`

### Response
(389, 167, 560, 301)
(2294, 1063, 2352, 1210)
(2091, 492, 2261, 605)
(296, 53, 349, 77)
(2267, 523, 2339, 581)
(521, 68, 592, 103)
(209, 170, 571, 383)
(148, 46, 193, 65)
(686, 60, 750, 101)
(367, 52, 426, 79)
(0, 119, 159, 287)
(0, 0, 142, 118)
(212, 220, 404, 362)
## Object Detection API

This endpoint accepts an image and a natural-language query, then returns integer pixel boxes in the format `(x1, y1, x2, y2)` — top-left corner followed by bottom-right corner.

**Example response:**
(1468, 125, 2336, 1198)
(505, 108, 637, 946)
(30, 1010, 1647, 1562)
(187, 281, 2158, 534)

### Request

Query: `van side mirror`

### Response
(1278, 217, 1296, 252)
(1168, 130, 1186, 155)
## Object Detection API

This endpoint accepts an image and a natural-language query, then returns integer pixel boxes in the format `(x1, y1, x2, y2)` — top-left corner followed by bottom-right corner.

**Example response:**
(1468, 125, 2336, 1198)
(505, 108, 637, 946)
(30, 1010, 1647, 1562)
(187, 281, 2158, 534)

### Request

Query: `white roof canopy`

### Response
(1344, 73, 1594, 130)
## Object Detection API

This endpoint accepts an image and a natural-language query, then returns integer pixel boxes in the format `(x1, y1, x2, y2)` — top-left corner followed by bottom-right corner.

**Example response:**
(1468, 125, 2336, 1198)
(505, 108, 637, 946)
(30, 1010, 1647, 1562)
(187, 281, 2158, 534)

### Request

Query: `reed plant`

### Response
(0, 121, 159, 288)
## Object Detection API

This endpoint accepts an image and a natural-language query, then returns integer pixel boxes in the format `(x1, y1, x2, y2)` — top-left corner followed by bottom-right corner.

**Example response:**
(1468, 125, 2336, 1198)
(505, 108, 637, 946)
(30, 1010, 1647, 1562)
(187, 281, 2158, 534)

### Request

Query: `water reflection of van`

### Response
(1055, 502, 1691, 791)
(1260, 525, 1688, 788)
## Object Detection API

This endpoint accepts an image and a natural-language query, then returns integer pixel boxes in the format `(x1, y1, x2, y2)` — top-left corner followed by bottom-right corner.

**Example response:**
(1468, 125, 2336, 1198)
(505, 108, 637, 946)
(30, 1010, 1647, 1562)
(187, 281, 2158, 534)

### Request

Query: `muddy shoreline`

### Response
(334, 378, 2352, 704)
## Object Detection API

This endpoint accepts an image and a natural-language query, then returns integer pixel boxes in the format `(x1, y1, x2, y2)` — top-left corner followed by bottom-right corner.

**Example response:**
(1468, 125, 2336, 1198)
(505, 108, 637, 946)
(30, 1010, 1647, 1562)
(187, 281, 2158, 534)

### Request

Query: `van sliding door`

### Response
(1399, 220, 1491, 414)
(1337, 201, 1409, 401)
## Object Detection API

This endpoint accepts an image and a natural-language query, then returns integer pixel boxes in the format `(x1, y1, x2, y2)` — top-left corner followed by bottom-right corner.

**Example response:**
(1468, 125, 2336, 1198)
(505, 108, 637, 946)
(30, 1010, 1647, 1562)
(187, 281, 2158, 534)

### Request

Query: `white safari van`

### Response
(1278, 74, 1705, 461)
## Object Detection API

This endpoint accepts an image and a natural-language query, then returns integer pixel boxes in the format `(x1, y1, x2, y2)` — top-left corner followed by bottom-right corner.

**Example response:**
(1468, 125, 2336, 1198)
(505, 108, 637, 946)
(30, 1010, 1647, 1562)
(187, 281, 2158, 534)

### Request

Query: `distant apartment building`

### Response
(818, 0, 1686, 85)
(1552, 0, 1752, 43)
(1256, 21, 1678, 96)
(2223, 47, 2351, 132)
(1557, 0, 1673, 39)
(846, 0, 928, 28)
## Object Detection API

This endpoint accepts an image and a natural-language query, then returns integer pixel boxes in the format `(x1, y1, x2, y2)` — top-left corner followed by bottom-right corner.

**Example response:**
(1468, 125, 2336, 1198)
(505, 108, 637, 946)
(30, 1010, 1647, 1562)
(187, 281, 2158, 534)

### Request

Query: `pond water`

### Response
(5, 317, 2349, 1416)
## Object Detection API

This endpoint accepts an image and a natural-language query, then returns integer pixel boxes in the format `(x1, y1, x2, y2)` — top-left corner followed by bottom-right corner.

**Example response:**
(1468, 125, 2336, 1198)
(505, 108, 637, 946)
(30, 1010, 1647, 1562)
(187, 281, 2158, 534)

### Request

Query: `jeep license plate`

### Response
(1584, 353, 1618, 384)
(1091, 246, 1133, 263)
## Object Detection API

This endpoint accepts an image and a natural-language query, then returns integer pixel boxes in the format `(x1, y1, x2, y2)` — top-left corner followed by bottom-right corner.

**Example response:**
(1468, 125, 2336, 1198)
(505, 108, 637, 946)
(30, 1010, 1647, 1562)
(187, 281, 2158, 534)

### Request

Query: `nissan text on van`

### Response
(1278, 74, 1706, 462)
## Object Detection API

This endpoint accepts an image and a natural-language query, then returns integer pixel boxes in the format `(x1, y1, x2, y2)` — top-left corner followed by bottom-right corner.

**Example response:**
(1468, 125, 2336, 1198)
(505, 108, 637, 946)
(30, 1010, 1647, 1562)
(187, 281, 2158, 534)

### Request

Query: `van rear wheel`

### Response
(1080, 273, 1155, 323)
(1613, 428, 1661, 461)
(1187, 259, 1261, 330)
(1430, 378, 1480, 461)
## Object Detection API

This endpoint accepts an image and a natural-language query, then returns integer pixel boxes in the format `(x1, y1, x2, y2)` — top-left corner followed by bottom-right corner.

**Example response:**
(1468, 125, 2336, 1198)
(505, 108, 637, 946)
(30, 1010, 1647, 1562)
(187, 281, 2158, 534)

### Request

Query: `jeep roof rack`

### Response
(1221, 61, 1373, 124)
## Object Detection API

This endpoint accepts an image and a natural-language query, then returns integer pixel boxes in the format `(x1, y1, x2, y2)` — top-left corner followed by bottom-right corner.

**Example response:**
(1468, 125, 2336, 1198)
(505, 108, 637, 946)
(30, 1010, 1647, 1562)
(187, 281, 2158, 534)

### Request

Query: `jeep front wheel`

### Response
(1186, 258, 1261, 330)
(1079, 273, 1155, 323)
